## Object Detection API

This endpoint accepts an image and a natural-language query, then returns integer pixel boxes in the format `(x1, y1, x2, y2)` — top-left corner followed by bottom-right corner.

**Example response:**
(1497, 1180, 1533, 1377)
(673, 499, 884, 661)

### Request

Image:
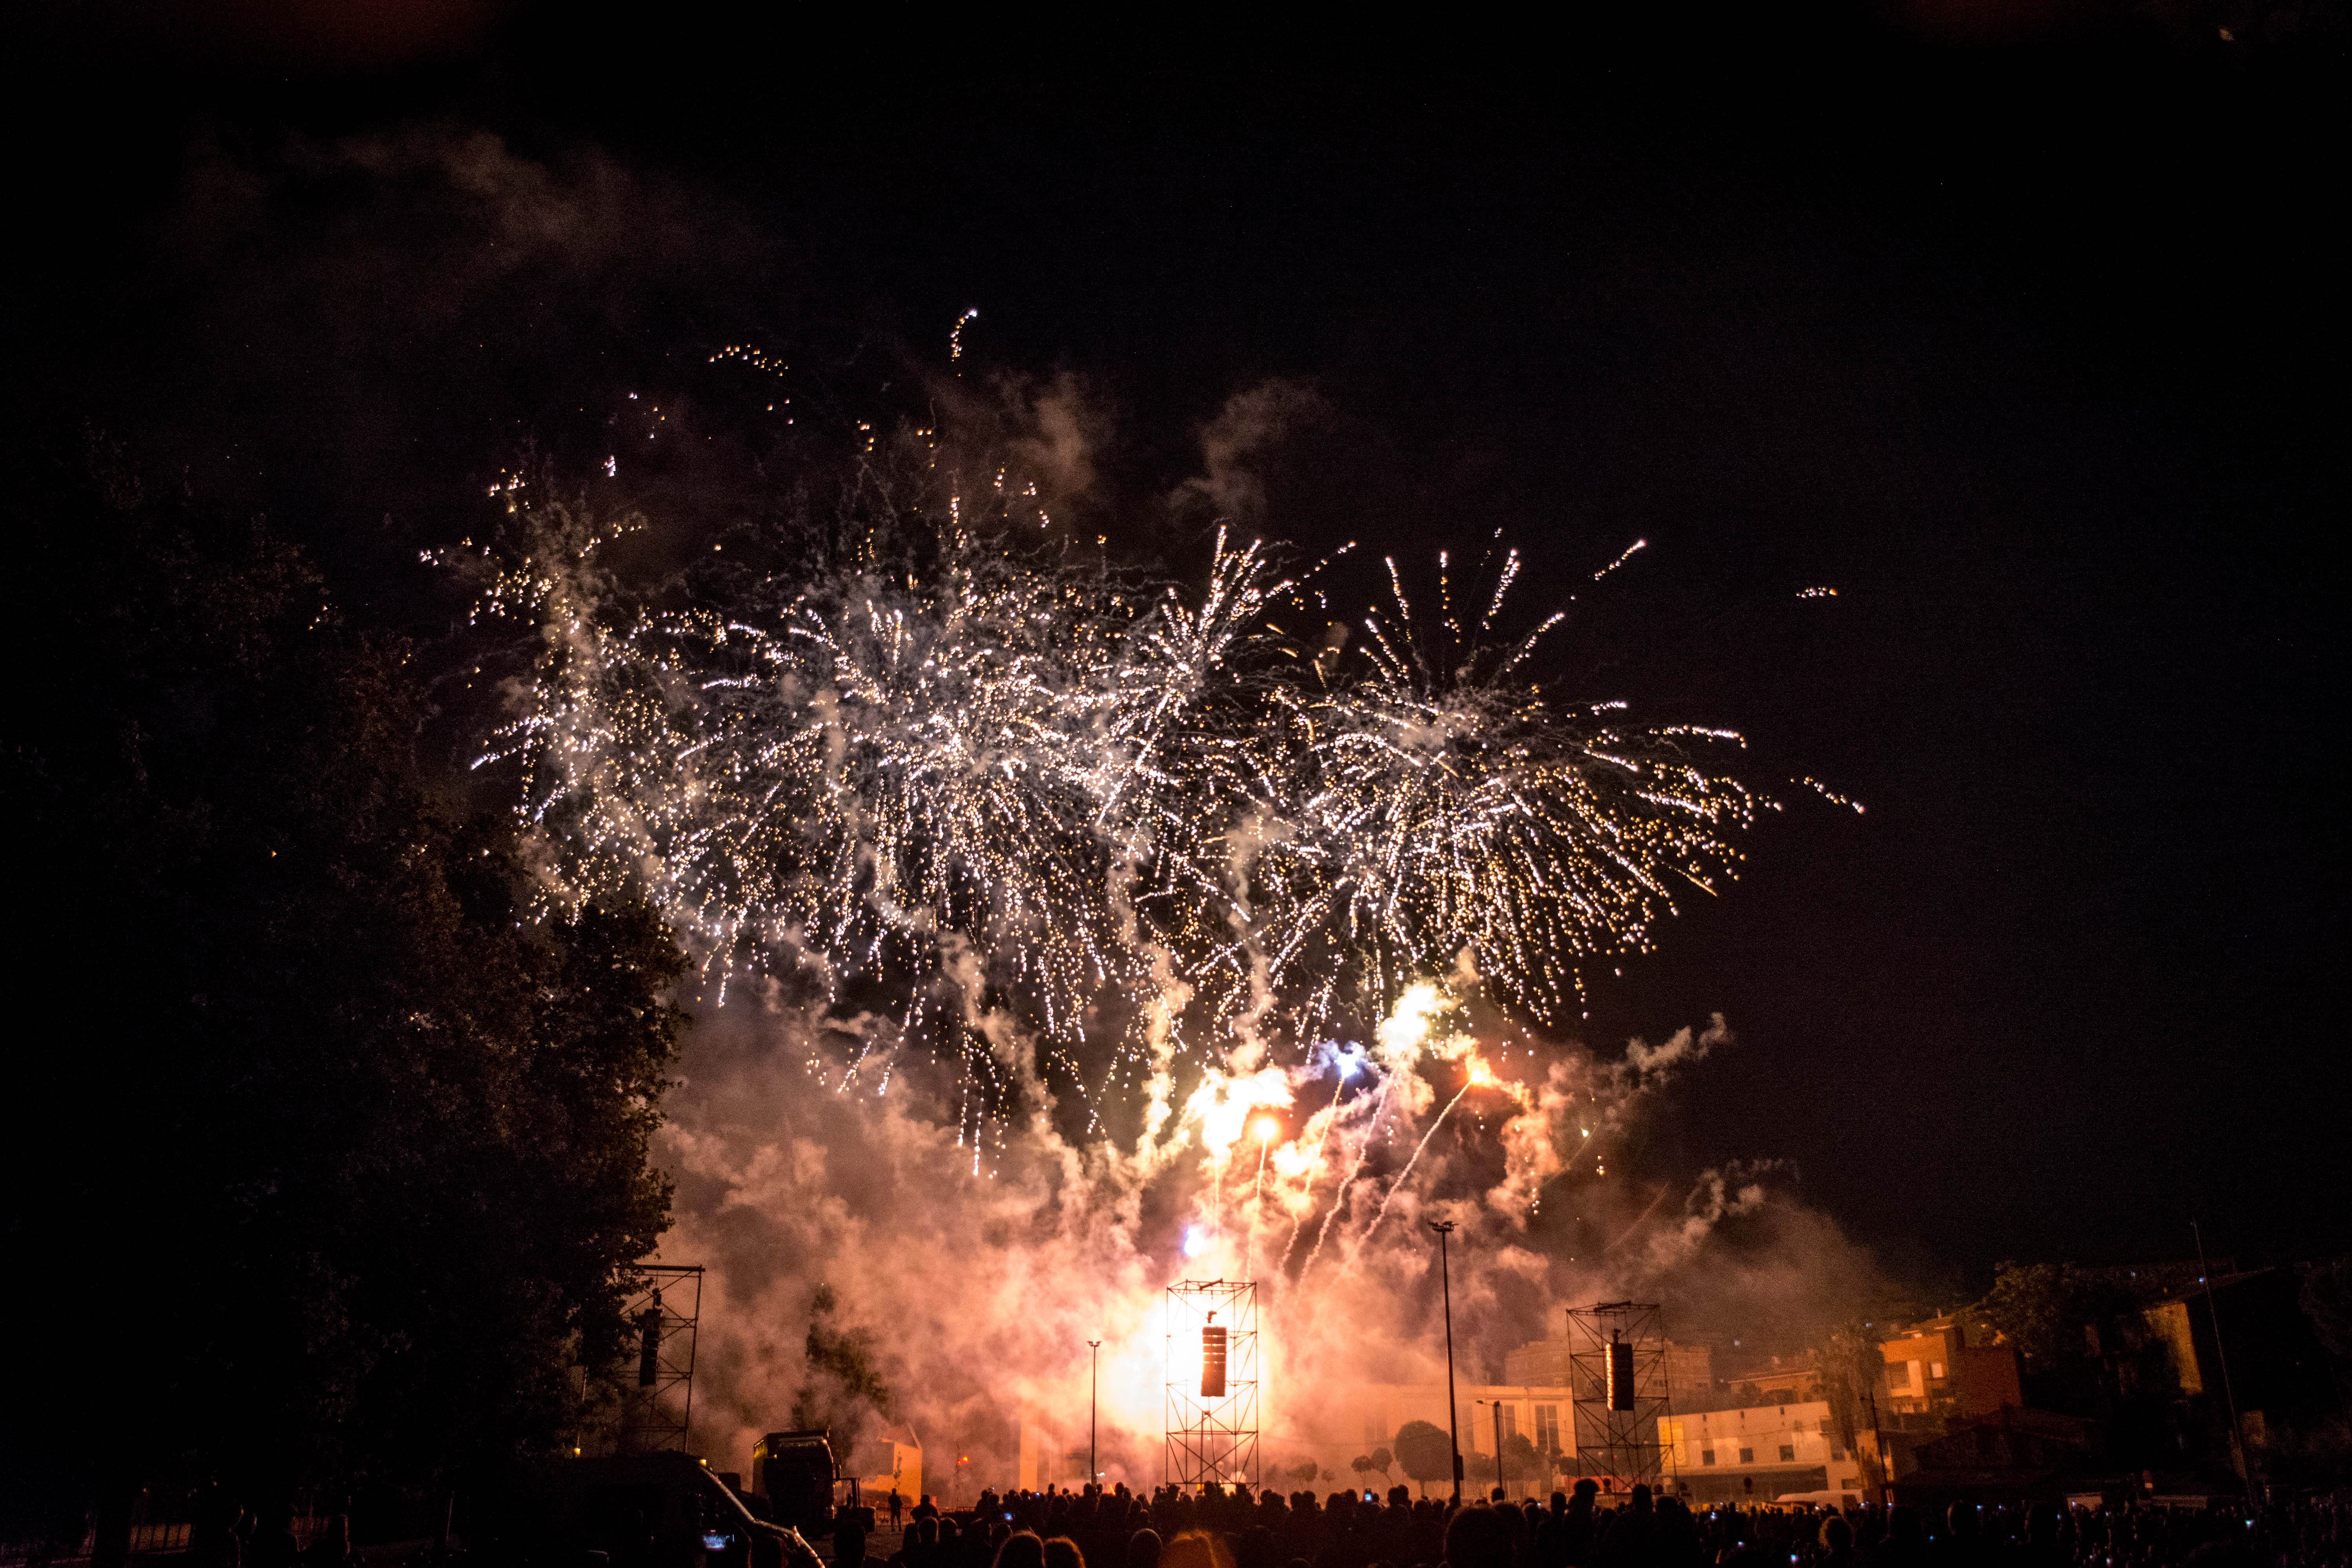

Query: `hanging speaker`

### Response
(1201, 1325, 1229, 1397)
(1606, 1339, 1635, 1411)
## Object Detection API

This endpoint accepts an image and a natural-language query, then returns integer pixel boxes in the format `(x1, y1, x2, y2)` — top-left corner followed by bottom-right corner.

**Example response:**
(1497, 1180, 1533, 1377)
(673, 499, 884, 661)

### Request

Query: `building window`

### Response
(1779, 1445, 1796, 1462)
(1739, 1448, 1754, 1464)
(1929, 1361, 1945, 1379)
(1535, 1405, 1560, 1452)
(1702, 1451, 1716, 1466)
(1500, 1405, 1519, 1445)
(1819, 1419, 1833, 1435)
(1831, 1448, 1846, 1462)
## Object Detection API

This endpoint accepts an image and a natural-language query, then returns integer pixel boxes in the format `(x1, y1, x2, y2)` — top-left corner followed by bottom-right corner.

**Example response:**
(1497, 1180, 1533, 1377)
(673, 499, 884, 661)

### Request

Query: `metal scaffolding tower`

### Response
(1166, 1280, 1258, 1491)
(1566, 1301, 1672, 1493)
(617, 1265, 704, 1454)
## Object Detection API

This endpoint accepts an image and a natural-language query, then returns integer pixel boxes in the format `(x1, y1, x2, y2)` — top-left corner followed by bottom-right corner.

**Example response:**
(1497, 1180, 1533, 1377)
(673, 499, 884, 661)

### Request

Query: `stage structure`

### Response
(1566, 1301, 1672, 1492)
(618, 1265, 705, 1453)
(1166, 1280, 1258, 1491)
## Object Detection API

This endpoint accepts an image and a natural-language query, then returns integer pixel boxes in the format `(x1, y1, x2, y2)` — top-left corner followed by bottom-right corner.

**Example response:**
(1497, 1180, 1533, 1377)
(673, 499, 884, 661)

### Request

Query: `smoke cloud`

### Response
(654, 967, 1892, 1486)
(1173, 381, 1328, 524)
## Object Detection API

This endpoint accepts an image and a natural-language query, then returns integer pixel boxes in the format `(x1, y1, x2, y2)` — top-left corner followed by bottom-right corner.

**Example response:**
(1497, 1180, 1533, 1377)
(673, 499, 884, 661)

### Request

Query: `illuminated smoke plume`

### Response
(452, 388, 1875, 1478)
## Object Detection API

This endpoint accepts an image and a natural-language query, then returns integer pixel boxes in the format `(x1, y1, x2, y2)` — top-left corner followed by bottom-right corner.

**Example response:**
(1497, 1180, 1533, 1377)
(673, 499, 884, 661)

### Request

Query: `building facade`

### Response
(1878, 1316, 2023, 1422)
(1270, 1380, 1580, 1499)
(1659, 1399, 1864, 1504)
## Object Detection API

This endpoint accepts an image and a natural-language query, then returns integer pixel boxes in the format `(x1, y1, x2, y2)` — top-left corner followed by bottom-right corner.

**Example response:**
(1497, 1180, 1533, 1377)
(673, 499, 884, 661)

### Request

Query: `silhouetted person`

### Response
(2013, 1504, 2067, 1568)
(1527, 1492, 1565, 1568)
(1043, 1537, 1085, 1568)
(246, 1506, 298, 1568)
(2180, 1543, 2259, 1568)
(1816, 1514, 1861, 1568)
(1594, 1485, 1652, 1568)
(838, 1507, 875, 1568)
(1469, 1497, 1523, 1568)
(1126, 1528, 1163, 1568)
(996, 1532, 1047, 1568)
(188, 1488, 241, 1568)
(1160, 1530, 1235, 1568)
(1866, 1507, 1928, 1568)
(303, 1516, 351, 1568)
(1928, 1503, 1986, 1568)
(1557, 1481, 1597, 1568)
(1439, 1503, 1511, 1568)
(1648, 1497, 1701, 1568)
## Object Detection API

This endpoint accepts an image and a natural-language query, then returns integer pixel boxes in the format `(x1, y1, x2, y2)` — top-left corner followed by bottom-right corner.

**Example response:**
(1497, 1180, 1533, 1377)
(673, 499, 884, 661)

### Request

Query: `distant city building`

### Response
(1281, 1379, 1577, 1498)
(1880, 1406, 2097, 1508)
(846, 1421, 923, 1503)
(1719, 1349, 1827, 1407)
(1878, 1315, 2023, 1422)
(1659, 1398, 1863, 1504)
(2133, 1267, 2336, 1470)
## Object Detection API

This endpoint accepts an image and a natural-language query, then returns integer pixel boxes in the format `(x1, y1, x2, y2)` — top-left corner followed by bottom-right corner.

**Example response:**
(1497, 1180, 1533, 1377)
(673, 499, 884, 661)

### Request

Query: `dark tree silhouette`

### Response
(1392, 1420, 1453, 1492)
(0, 440, 686, 1508)
(790, 1284, 898, 1462)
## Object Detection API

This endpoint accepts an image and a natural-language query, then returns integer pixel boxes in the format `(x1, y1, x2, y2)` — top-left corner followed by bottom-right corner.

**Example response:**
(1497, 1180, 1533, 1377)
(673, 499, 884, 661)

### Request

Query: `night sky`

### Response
(7, 3, 2344, 1287)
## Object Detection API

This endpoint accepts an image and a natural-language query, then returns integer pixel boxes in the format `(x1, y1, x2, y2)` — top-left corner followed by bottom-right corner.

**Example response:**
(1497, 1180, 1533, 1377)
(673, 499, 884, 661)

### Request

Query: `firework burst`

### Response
(453, 426, 1761, 1136)
(1251, 540, 1759, 1025)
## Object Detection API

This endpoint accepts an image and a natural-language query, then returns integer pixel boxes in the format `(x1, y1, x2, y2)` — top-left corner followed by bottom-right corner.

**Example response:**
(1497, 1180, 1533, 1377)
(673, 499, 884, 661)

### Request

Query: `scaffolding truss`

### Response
(617, 1265, 704, 1454)
(1166, 1280, 1258, 1491)
(1566, 1301, 1672, 1492)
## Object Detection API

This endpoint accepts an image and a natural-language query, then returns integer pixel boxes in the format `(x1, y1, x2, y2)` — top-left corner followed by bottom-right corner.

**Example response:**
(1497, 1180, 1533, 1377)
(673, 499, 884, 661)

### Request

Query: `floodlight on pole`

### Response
(1088, 1339, 1102, 1487)
(2192, 1219, 2250, 1495)
(1429, 1219, 1463, 1503)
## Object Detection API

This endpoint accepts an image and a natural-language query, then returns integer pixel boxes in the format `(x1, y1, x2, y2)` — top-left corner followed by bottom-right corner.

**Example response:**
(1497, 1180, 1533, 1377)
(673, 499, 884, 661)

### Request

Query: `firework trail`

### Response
(1355, 1080, 1473, 1250)
(1278, 1067, 1355, 1263)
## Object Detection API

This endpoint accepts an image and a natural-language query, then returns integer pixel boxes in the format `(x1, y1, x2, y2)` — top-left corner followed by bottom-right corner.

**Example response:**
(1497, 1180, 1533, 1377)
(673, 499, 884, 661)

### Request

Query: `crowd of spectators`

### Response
(862, 1479, 2352, 1568)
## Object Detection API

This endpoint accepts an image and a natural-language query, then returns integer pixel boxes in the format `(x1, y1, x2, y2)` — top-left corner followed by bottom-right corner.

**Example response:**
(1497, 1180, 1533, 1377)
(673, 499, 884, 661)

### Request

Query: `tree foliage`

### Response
(1817, 1322, 1887, 1496)
(2303, 1258, 2352, 1396)
(1393, 1419, 1454, 1487)
(0, 441, 686, 1494)
(1971, 1261, 2141, 1366)
(789, 1284, 898, 1460)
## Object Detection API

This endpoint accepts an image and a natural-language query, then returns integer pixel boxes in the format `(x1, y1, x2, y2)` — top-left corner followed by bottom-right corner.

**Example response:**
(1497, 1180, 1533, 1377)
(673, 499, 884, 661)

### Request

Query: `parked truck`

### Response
(749, 1431, 838, 1539)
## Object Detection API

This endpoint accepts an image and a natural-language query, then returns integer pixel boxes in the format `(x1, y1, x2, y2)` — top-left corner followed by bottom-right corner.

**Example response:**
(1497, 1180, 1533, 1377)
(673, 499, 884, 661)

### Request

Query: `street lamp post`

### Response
(1490, 1401, 1505, 1496)
(1430, 1219, 1463, 1505)
(2192, 1220, 2250, 1496)
(1087, 1340, 1103, 1490)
